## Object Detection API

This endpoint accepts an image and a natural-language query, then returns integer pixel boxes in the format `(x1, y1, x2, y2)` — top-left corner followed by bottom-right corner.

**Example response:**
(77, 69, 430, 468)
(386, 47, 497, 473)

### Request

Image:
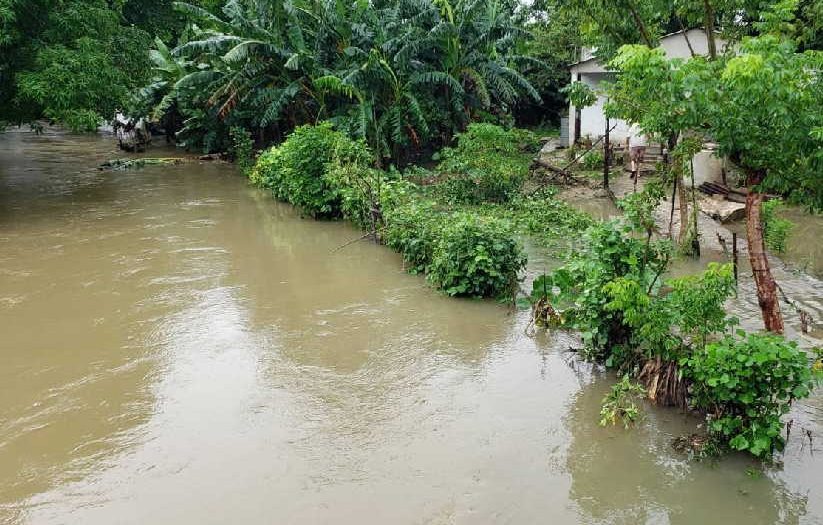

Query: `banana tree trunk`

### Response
(745, 186, 784, 333)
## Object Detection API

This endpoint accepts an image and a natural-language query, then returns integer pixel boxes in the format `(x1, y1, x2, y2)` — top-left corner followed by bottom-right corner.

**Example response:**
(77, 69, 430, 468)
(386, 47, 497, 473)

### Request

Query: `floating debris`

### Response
(99, 158, 185, 171)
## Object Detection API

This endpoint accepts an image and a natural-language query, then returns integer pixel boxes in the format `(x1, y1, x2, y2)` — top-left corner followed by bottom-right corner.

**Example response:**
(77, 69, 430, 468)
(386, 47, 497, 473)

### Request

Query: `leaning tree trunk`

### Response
(744, 174, 784, 333)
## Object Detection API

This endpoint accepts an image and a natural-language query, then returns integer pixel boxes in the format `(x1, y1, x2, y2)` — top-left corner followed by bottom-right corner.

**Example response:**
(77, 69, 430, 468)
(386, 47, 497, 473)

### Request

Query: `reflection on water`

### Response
(0, 129, 821, 524)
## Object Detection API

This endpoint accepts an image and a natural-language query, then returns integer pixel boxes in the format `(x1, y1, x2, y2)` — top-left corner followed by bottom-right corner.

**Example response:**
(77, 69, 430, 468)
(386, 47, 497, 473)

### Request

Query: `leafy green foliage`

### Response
(563, 81, 597, 109)
(327, 161, 396, 232)
(580, 150, 604, 171)
(382, 196, 444, 274)
(605, 263, 737, 362)
(515, 5, 583, 126)
(762, 199, 794, 253)
(599, 376, 647, 428)
(0, 0, 154, 129)
(607, 8, 823, 209)
(229, 126, 254, 177)
(560, 0, 673, 60)
(502, 189, 595, 244)
(19, 35, 147, 129)
(537, 219, 671, 362)
(435, 124, 537, 204)
(251, 123, 371, 218)
(380, 185, 526, 298)
(145, 0, 539, 160)
(537, 187, 671, 361)
(685, 333, 816, 457)
(428, 213, 526, 298)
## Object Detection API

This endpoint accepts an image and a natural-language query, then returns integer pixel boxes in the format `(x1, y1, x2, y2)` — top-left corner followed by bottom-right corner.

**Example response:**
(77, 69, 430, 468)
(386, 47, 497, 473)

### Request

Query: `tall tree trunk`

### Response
(744, 170, 784, 333)
(703, 0, 717, 59)
(626, 0, 654, 46)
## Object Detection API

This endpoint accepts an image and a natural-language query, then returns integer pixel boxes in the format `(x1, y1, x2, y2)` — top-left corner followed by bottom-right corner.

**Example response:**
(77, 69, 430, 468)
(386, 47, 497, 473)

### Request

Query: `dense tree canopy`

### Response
(0, 0, 217, 130)
(137, 0, 541, 159)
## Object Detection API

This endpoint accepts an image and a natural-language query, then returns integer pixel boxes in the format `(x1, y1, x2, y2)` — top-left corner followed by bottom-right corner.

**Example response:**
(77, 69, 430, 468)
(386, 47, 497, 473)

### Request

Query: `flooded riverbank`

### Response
(1, 129, 821, 524)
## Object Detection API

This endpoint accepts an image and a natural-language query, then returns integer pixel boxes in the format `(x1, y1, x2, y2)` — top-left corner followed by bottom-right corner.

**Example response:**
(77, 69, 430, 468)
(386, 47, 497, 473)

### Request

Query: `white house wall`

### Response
(568, 29, 727, 146)
(573, 73, 632, 143)
(658, 29, 726, 59)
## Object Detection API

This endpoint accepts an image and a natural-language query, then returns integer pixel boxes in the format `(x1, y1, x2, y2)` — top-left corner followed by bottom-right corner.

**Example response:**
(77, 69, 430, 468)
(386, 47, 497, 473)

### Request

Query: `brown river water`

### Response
(1, 129, 822, 524)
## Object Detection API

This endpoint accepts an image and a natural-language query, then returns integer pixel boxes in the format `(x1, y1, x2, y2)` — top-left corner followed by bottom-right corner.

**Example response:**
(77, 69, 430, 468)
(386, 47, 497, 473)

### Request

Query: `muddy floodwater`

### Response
(1, 130, 822, 524)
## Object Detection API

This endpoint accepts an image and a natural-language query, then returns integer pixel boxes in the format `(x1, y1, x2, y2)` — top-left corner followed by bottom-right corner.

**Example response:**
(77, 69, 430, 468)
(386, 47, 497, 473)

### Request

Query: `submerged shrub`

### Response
(436, 123, 535, 204)
(325, 157, 397, 231)
(539, 220, 671, 361)
(382, 197, 443, 274)
(685, 333, 816, 458)
(428, 213, 526, 297)
(599, 376, 647, 428)
(249, 123, 371, 217)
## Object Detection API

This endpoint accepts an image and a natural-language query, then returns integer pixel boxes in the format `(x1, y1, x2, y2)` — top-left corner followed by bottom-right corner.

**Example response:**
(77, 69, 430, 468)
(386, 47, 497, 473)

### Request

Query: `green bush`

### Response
(229, 126, 254, 177)
(505, 189, 594, 243)
(329, 165, 383, 230)
(249, 145, 277, 186)
(428, 213, 526, 297)
(685, 333, 816, 457)
(249, 123, 371, 217)
(435, 123, 536, 204)
(580, 150, 604, 171)
(603, 262, 737, 362)
(382, 197, 443, 274)
(538, 220, 671, 361)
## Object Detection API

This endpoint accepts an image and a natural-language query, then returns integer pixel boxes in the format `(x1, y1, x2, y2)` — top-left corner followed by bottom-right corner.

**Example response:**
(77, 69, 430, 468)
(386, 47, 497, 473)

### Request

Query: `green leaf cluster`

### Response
(250, 122, 371, 218)
(0, 0, 158, 129)
(228, 126, 254, 177)
(599, 376, 648, 428)
(434, 124, 538, 204)
(535, 215, 672, 363)
(685, 333, 816, 457)
(503, 189, 595, 244)
(427, 213, 527, 297)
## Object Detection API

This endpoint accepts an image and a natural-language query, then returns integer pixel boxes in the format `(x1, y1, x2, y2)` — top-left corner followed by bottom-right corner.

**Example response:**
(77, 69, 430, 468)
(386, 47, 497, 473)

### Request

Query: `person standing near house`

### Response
(628, 127, 647, 179)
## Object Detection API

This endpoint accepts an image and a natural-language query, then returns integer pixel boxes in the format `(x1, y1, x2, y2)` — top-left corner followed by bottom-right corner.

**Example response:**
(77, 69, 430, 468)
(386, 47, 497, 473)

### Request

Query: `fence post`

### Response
(603, 116, 610, 190)
(732, 232, 739, 285)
